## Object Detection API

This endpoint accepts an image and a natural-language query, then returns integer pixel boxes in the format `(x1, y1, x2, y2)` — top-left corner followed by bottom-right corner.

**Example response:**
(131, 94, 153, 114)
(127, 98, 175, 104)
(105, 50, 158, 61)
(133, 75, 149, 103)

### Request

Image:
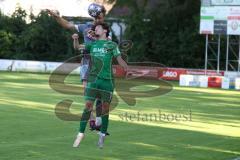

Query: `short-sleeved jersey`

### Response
(75, 22, 113, 71)
(85, 40, 121, 80)
(75, 22, 94, 44)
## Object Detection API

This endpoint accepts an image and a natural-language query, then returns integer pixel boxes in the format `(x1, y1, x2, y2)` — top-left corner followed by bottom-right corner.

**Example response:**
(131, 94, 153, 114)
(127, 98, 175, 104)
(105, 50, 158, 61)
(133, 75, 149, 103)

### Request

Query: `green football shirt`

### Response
(85, 40, 121, 80)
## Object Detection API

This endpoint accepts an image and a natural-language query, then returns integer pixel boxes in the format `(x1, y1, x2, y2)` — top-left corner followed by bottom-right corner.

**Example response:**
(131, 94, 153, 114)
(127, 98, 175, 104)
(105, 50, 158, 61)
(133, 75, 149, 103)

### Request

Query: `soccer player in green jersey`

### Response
(48, 3, 109, 132)
(72, 22, 128, 148)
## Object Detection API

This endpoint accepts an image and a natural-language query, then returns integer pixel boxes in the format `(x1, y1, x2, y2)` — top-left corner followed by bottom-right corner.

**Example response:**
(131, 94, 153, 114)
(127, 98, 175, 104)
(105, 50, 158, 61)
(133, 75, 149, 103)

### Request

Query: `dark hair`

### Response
(101, 5, 106, 16)
(94, 22, 110, 37)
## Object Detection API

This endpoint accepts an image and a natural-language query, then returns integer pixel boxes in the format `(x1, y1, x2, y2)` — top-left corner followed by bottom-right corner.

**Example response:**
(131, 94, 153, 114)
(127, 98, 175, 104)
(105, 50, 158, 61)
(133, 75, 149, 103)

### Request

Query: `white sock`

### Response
(99, 132, 106, 136)
(77, 132, 84, 137)
(95, 117, 102, 126)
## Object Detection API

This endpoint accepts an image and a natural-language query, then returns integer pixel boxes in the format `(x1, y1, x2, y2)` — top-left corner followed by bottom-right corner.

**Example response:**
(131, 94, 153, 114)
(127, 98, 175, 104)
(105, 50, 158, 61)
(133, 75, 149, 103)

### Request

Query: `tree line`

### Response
(0, 6, 75, 62)
(0, 0, 205, 68)
(122, 0, 205, 68)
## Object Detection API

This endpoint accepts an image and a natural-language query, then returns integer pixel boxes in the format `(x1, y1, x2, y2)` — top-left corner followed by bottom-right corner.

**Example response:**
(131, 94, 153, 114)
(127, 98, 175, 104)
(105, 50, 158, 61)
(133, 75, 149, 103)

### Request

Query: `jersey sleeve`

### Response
(84, 42, 92, 52)
(75, 24, 88, 33)
(112, 43, 121, 57)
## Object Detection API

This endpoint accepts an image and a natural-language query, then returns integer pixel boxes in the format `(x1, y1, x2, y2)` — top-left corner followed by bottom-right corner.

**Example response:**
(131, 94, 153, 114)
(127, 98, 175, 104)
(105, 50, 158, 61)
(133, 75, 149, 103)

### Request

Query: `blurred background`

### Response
(0, 0, 202, 68)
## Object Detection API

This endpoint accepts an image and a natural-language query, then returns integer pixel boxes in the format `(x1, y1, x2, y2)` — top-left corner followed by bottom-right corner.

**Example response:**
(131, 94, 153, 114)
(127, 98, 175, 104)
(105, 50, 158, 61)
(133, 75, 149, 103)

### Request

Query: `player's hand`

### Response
(46, 9, 60, 18)
(72, 33, 79, 40)
(87, 30, 97, 40)
(79, 44, 85, 50)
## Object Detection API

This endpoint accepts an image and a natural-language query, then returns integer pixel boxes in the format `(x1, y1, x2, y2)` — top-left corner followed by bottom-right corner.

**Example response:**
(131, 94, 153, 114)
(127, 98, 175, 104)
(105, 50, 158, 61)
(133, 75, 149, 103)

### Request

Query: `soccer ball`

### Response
(88, 3, 103, 18)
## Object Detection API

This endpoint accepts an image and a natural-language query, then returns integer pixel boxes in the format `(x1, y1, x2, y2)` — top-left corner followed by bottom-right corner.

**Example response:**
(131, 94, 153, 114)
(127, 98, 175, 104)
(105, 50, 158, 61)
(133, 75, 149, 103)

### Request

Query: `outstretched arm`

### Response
(116, 56, 128, 71)
(72, 34, 85, 50)
(47, 9, 76, 31)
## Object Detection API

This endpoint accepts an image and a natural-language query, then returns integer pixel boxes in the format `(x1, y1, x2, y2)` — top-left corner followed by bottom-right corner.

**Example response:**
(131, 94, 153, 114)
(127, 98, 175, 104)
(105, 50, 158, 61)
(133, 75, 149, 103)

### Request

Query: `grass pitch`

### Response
(0, 72, 240, 160)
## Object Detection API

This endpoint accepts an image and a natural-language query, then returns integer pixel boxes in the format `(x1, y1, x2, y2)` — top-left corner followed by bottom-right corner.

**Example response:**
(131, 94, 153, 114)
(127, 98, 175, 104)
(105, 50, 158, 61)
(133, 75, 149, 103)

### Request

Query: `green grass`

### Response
(0, 72, 240, 160)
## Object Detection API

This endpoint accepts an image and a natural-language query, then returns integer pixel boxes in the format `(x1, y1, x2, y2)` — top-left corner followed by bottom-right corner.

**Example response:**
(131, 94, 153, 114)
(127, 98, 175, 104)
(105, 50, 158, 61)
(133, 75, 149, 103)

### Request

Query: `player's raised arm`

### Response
(47, 9, 76, 31)
(72, 33, 80, 50)
(116, 56, 128, 71)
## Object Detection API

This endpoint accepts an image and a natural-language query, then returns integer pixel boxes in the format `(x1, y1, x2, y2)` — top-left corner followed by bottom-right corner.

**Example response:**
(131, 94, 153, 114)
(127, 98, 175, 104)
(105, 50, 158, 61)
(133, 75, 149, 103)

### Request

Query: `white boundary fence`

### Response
(0, 59, 80, 74)
(1, 59, 240, 90)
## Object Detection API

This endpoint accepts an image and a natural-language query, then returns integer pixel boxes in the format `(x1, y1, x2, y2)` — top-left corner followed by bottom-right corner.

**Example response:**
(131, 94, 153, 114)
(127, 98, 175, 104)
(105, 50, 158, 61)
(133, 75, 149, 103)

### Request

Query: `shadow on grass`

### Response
(0, 104, 240, 160)
(1, 72, 240, 159)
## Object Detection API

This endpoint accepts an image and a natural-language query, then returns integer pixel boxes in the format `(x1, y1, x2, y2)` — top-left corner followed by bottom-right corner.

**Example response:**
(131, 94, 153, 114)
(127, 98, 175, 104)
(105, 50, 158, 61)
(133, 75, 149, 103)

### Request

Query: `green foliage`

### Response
(0, 1, 206, 68)
(20, 11, 74, 61)
(0, 7, 74, 61)
(124, 0, 205, 68)
(0, 30, 16, 58)
(9, 6, 27, 36)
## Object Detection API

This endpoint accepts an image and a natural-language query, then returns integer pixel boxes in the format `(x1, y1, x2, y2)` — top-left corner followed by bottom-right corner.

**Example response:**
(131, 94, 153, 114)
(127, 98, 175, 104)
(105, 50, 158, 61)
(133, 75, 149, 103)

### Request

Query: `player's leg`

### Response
(100, 102, 110, 133)
(80, 63, 96, 130)
(90, 99, 111, 136)
(95, 99, 102, 126)
(79, 101, 94, 133)
(73, 100, 94, 147)
(98, 101, 110, 148)
(89, 99, 102, 131)
(97, 79, 114, 148)
(73, 82, 96, 148)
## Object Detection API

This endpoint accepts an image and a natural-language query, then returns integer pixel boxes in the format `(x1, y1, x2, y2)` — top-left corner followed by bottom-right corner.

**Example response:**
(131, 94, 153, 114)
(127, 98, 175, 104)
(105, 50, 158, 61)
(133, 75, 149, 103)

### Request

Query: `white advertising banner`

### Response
(73, 68, 80, 74)
(200, 15, 214, 34)
(224, 71, 240, 78)
(45, 62, 62, 73)
(222, 77, 230, 89)
(0, 59, 13, 71)
(180, 75, 209, 88)
(12, 60, 46, 72)
(211, 0, 240, 6)
(0, 59, 80, 75)
(189, 75, 201, 87)
(200, 4, 240, 35)
(199, 75, 209, 88)
(179, 75, 194, 86)
(54, 63, 80, 74)
(227, 16, 240, 35)
(235, 78, 240, 89)
(44, 62, 80, 74)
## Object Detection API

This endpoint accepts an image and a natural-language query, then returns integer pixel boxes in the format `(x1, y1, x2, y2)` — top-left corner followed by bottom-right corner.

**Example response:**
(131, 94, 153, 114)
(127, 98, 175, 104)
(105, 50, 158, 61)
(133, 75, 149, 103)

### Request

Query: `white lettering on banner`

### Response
(186, 70, 224, 76)
(126, 70, 150, 78)
(163, 71, 178, 78)
(126, 67, 158, 79)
